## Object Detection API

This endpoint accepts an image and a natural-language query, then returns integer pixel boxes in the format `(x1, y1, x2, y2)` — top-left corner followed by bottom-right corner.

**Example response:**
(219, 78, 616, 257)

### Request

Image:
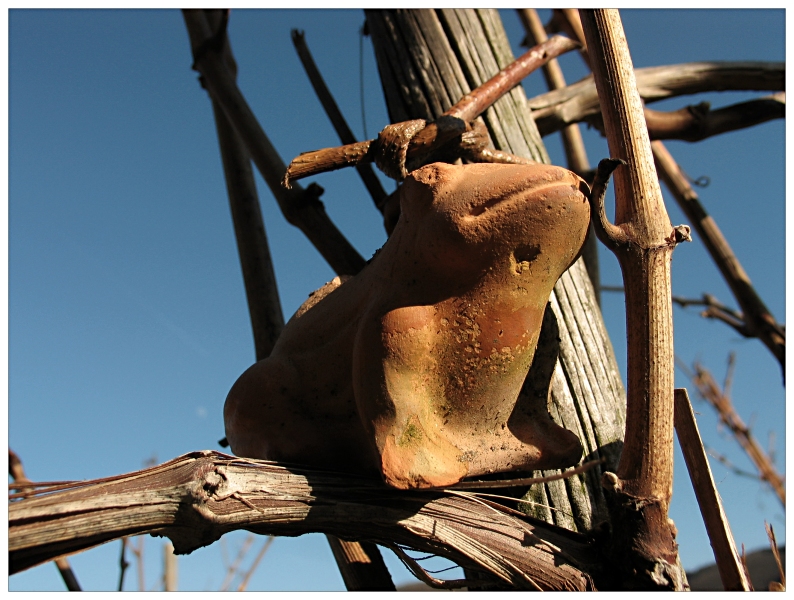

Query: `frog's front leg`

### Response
(353, 304, 467, 489)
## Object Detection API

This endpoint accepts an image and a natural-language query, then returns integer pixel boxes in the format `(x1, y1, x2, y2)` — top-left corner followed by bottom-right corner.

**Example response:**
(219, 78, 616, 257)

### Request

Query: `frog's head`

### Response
(394, 162, 591, 283)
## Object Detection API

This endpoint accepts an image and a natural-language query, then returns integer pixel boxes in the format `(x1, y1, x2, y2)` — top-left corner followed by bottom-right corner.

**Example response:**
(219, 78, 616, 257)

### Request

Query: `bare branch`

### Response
(191, 10, 286, 361)
(9, 451, 597, 591)
(671, 293, 752, 336)
(653, 141, 785, 372)
(548, 10, 592, 69)
(118, 538, 130, 591)
(528, 61, 784, 136)
(765, 523, 785, 590)
(681, 361, 785, 506)
(291, 29, 389, 213)
(182, 10, 366, 276)
(642, 94, 784, 142)
(219, 533, 255, 591)
(283, 35, 578, 186)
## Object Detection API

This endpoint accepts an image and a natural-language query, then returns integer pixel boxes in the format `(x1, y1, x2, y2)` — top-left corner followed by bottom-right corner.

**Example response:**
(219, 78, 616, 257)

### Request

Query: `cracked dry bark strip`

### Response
(9, 452, 597, 590)
(365, 8, 626, 535)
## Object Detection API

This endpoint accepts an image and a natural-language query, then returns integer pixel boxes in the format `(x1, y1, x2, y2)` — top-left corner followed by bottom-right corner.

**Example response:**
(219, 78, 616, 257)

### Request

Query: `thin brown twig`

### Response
(291, 29, 389, 213)
(182, 9, 366, 276)
(548, 10, 591, 69)
(653, 140, 785, 373)
(118, 538, 130, 591)
(705, 446, 763, 481)
(219, 533, 255, 591)
(283, 35, 579, 186)
(765, 523, 785, 590)
(236, 536, 275, 592)
(672, 294, 751, 336)
(568, 95, 785, 143)
(641, 94, 784, 142)
(603, 286, 767, 339)
(679, 359, 785, 506)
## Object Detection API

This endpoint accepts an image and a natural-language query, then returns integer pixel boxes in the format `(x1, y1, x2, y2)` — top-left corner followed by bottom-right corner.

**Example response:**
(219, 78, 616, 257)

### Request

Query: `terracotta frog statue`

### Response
(225, 161, 591, 489)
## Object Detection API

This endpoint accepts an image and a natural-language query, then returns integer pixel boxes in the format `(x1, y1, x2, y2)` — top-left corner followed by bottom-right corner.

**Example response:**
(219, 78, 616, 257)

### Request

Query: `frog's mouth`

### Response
(466, 176, 584, 218)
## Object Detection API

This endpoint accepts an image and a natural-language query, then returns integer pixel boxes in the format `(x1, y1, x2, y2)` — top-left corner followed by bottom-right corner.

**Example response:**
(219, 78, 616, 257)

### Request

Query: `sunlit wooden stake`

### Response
(674, 388, 751, 591)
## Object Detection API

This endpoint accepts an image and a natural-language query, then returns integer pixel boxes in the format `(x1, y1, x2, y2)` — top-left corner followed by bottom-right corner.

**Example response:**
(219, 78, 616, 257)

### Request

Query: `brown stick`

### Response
(9, 451, 598, 591)
(562, 96, 785, 143)
(582, 9, 684, 589)
(283, 35, 579, 185)
(678, 360, 785, 506)
(291, 29, 389, 212)
(118, 538, 129, 591)
(643, 93, 784, 142)
(604, 288, 756, 336)
(653, 141, 785, 372)
(516, 8, 600, 303)
(528, 61, 784, 136)
(673, 388, 751, 590)
(443, 34, 579, 122)
(326, 537, 396, 591)
(9, 449, 82, 591)
(549, 10, 591, 69)
(191, 10, 285, 361)
(182, 10, 365, 276)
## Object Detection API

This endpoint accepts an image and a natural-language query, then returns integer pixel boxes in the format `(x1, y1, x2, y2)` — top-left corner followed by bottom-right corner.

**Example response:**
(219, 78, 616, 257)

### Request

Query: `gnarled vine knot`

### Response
(374, 119, 427, 181)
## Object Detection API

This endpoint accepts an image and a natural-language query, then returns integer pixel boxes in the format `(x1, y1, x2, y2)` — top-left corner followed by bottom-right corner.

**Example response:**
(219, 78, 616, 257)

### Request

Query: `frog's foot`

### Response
(378, 414, 468, 489)
(506, 407, 583, 472)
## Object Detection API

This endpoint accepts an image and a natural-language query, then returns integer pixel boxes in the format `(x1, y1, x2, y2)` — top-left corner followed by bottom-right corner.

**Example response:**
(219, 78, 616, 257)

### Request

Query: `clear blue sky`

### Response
(8, 8, 786, 591)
